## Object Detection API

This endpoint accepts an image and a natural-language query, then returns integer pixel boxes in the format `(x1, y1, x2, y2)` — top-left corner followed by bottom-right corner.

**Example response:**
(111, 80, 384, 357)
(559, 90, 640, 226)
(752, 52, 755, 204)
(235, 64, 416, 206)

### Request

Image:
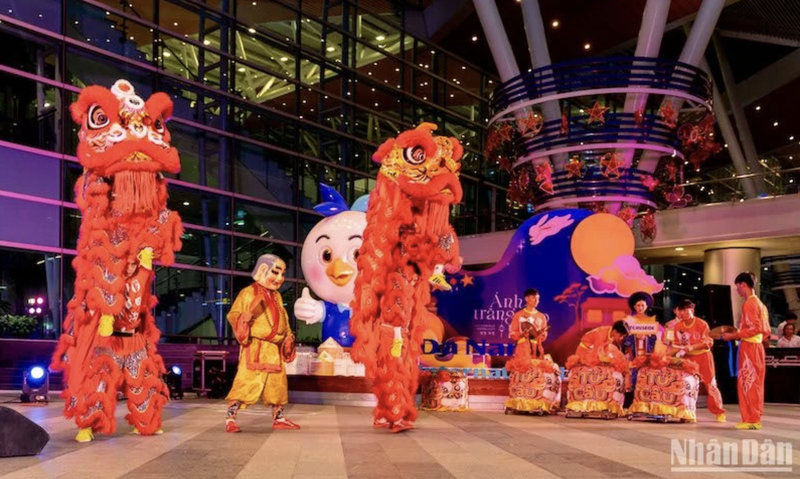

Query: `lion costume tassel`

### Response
(350, 123, 463, 432)
(50, 80, 183, 442)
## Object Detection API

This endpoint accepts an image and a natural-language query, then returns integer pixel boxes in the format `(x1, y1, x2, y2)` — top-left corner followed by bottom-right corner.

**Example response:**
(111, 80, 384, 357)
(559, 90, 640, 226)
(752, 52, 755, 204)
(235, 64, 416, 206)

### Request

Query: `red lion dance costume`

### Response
(350, 123, 463, 433)
(51, 80, 183, 442)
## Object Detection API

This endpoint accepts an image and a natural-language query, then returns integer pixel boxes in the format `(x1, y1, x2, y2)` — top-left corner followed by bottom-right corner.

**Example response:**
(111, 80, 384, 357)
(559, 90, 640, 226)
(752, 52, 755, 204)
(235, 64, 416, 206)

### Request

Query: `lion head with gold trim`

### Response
(372, 123, 463, 204)
(70, 79, 180, 215)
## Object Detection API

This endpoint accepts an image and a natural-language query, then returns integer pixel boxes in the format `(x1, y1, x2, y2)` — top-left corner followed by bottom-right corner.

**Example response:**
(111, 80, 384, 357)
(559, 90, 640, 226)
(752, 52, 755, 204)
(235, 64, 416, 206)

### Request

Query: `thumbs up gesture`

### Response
(294, 287, 324, 324)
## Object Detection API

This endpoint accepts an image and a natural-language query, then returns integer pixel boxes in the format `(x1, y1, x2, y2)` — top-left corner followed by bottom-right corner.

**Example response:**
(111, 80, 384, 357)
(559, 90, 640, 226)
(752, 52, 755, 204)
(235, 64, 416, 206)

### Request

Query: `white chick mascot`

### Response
(294, 184, 368, 347)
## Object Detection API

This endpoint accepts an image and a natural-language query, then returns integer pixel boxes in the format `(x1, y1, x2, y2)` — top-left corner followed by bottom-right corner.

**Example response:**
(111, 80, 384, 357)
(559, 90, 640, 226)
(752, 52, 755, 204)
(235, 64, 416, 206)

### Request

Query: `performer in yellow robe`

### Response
(224, 254, 300, 432)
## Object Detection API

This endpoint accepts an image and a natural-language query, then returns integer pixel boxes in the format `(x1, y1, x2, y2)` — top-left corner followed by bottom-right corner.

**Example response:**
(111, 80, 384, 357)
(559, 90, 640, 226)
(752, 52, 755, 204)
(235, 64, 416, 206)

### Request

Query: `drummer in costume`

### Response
(667, 299, 726, 422)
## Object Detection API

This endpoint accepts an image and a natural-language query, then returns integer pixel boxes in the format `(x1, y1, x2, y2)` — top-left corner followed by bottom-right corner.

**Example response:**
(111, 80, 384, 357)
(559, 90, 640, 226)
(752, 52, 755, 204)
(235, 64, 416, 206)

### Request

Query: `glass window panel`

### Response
(88, 0, 156, 24)
(0, 24, 60, 79)
(178, 227, 231, 269)
(233, 142, 296, 205)
(0, 146, 60, 200)
(231, 59, 291, 110)
(0, 197, 59, 248)
(0, 246, 61, 339)
(241, 27, 296, 80)
(158, 0, 221, 41)
(153, 267, 231, 338)
(0, 72, 60, 153)
(233, 236, 296, 279)
(167, 186, 232, 230)
(1, 0, 62, 33)
(233, 199, 296, 242)
(62, 161, 83, 203)
(243, 2, 296, 40)
(167, 121, 230, 189)
(62, 206, 80, 250)
(66, 0, 153, 63)
(159, 77, 226, 130)
(233, 103, 298, 144)
(66, 46, 153, 93)
(299, 212, 323, 244)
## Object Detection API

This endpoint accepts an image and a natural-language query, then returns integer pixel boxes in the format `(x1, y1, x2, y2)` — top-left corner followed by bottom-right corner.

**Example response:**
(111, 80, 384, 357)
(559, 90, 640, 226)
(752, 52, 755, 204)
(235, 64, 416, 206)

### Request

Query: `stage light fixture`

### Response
(165, 365, 184, 400)
(21, 366, 49, 403)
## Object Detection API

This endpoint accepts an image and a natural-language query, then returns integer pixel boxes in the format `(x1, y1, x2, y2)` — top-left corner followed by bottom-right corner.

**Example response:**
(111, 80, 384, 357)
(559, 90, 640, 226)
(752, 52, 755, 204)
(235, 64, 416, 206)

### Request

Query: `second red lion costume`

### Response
(350, 123, 463, 433)
(51, 80, 183, 442)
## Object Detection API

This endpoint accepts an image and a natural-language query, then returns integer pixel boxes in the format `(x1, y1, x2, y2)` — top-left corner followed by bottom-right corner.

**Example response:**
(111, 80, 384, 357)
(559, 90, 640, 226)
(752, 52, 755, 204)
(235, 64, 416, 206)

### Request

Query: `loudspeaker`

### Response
(0, 406, 50, 457)
(697, 284, 734, 329)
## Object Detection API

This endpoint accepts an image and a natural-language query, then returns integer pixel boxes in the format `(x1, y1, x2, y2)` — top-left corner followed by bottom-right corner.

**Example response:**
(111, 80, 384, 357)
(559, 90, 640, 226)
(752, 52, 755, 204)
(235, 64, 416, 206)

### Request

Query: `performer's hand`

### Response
(294, 288, 324, 324)
(722, 332, 736, 341)
(138, 247, 154, 271)
(391, 338, 403, 358)
(98, 314, 114, 337)
(240, 311, 254, 325)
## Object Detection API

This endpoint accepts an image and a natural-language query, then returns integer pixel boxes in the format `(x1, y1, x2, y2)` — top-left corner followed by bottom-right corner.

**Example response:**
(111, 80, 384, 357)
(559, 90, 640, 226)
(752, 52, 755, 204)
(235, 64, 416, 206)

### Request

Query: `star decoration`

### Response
(496, 123, 514, 142)
(561, 109, 569, 135)
(460, 275, 474, 286)
(585, 101, 610, 125)
(617, 207, 637, 227)
(534, 162, 555, 195)
(659, 101, 677, 129)
(600, 152, 625, 179)
(566, 156, 584, 178)
(519, 110, 544, 137)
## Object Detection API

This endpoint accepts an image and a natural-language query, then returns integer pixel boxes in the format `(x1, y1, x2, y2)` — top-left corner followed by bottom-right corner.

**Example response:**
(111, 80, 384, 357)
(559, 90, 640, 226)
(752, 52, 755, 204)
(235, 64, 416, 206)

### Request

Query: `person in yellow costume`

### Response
(224, 254, 300, 432)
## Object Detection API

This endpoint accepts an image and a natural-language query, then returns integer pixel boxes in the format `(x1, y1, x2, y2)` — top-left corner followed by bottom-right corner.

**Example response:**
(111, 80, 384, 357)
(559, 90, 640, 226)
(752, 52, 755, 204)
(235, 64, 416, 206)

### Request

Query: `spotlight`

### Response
(21, 366, 49, 403)
(165, 365, 183, 400)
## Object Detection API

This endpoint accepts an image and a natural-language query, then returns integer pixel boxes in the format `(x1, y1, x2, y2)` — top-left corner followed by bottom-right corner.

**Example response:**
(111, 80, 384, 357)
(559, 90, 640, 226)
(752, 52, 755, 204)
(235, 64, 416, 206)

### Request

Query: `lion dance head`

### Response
(70, 79, 180, 215)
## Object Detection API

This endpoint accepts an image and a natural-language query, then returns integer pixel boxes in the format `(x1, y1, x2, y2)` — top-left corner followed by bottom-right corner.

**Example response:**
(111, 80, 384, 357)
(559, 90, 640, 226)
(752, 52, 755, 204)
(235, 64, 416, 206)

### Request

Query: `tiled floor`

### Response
(0, 395, 798, 479)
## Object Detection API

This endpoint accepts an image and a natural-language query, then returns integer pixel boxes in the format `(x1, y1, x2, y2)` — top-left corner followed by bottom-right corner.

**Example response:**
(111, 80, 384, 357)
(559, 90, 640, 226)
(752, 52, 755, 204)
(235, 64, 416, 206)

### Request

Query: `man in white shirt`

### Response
(777, 323, 800, 348)
(776, 313, 797, 337)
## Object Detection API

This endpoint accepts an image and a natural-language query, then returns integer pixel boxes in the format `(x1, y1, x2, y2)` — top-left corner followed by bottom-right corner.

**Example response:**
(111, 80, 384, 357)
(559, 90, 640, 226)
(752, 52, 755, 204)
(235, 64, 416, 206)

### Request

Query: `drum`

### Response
(628, 366, 700, 422)
(504, 359, 561, 414)
(420, 370, 469, 411)
(564, 365, 625, 418)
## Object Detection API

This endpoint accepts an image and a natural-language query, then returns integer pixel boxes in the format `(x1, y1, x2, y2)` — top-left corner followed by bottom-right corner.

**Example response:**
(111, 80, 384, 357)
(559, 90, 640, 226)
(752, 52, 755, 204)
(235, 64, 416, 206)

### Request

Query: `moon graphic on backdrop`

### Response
(570, 213, 635, 275)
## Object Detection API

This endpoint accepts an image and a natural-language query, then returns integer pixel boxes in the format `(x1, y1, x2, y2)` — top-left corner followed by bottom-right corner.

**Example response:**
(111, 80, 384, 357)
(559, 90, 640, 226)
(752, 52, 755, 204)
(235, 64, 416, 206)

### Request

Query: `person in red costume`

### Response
(350, 123, 463, 433)
(51, 80, 183, 443)
(576, 321, 629, 364)
(508, 288, 549, 364)
(722, 272, 771, 430)
(667, 299, 726, 422)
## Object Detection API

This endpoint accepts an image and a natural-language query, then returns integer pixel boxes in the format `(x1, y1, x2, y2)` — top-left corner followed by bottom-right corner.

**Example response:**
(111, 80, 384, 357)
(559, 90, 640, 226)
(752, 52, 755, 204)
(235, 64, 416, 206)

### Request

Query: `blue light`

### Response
(171, 365, 182, 376)
(29, 367, 45, 380)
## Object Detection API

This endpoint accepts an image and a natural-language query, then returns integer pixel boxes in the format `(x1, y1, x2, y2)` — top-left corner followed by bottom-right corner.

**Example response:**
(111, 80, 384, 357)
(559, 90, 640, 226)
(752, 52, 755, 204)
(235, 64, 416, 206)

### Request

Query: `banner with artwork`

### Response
(428, 209, 663, 367)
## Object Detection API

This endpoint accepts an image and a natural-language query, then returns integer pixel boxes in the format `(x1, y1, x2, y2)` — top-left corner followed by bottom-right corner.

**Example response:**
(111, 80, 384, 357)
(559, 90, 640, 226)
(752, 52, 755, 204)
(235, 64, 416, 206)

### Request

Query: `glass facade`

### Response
(0, 0, 520, 342)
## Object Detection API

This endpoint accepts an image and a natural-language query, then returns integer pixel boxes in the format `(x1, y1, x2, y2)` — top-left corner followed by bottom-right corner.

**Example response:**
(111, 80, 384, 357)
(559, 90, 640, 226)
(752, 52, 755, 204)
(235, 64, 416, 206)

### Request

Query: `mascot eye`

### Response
(88, 104, 109, 130)
(403, 146, 426, 165)
(153, 117, 165, 133)
(320, 247, 333, 264)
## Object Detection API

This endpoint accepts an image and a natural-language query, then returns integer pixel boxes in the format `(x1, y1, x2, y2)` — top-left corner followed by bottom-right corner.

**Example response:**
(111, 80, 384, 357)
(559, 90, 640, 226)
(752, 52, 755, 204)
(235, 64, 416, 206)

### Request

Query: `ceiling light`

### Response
(471, 35, 478, 42)
(675, 247, 684, 251)
(248, 28, 256, 34)
(163, 51, 171, 57)
(584, 43, 591, 50)
(791, 136, 795, 141)
(774, 121, 779, 127)
(376, 35, 385, 41)
(280, 57, 288, 62)
(203, 39, 211, 45)
(327, 46, 335, 52)
(238, 67, 245, 72)
(755, 105, 761, 111)
(552, 20, 560, 28)
(183, 201, 190, 206)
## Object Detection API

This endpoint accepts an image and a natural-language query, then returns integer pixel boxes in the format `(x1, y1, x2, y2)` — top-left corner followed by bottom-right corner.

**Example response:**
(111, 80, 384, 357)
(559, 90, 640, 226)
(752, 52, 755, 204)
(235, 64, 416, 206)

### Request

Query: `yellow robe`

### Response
(225, 285, 291, 407)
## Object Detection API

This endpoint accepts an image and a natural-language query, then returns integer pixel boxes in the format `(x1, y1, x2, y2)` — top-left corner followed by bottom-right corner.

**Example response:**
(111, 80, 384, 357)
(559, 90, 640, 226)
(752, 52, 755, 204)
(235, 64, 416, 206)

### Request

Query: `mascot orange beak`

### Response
(326, 258, 355, 286)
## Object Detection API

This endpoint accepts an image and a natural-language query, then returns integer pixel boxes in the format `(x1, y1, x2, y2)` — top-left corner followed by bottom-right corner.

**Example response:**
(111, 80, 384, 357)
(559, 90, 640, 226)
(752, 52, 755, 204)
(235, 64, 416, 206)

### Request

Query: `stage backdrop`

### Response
(427, 209, 663, 366)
